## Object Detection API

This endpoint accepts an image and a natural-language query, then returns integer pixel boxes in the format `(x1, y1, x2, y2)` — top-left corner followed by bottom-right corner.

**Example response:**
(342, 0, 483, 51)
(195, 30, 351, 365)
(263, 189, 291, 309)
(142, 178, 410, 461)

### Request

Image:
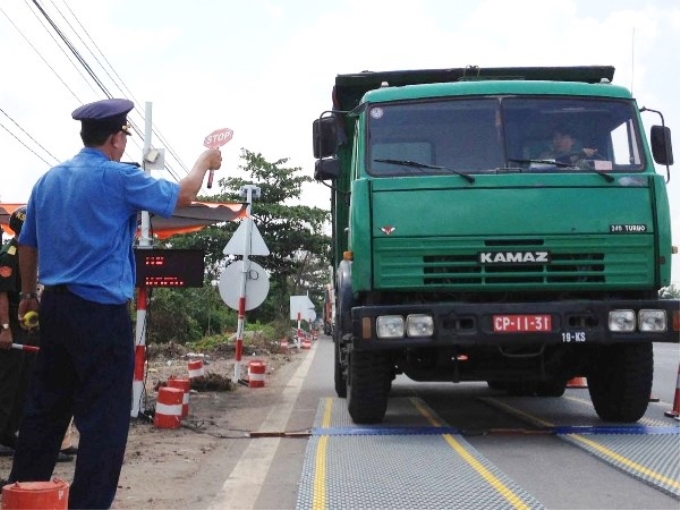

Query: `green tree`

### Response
(151, 148, 331, 342)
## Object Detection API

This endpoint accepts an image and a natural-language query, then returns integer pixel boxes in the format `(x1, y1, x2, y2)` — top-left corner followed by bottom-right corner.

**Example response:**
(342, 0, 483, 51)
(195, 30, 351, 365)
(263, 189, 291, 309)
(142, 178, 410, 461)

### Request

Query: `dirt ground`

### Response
(0, 338, 309, 509)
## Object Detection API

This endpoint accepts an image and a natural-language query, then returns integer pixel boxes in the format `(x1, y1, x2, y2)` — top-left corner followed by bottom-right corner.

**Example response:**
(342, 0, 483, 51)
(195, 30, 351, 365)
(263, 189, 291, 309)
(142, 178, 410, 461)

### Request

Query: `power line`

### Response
(0, 3, 86, 102)
(24, 0, 148, 167)
(51, 0, 190, 175)
(0, 107, 60, 164)
(0, 120, 54, 167)
(4, 1, 192, 181)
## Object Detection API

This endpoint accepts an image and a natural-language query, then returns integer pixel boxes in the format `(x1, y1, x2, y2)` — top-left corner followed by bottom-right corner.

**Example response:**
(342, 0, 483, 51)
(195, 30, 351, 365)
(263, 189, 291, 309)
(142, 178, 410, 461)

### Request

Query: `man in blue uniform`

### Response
(10, 98, 222, 509)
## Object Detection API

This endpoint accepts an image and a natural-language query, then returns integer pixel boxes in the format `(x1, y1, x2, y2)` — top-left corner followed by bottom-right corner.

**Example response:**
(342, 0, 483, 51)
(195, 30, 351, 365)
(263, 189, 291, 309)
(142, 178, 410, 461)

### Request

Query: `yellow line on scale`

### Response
(569, 434, 680, 490)
(485, 397, 680, 489)
(312, 398, 333, 510)
(412, 398, 531, 510)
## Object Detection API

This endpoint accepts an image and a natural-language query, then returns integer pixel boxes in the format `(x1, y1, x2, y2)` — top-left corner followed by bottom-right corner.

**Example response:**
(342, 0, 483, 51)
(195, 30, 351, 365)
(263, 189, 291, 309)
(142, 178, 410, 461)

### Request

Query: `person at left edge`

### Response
(0, 207, 33, 456)
(10, 98, 222, 510)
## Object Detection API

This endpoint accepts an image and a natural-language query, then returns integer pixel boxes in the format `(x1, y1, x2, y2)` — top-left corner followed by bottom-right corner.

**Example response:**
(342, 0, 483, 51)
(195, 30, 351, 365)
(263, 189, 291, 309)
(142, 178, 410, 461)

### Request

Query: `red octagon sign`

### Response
(203, 128, 234, 149)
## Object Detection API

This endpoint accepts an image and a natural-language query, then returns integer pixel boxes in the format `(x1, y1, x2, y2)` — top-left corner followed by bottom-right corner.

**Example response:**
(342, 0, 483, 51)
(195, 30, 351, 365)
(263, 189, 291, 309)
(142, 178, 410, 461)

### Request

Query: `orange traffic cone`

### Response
(664, 363, 680, 419)
(566, 376, 588, 389)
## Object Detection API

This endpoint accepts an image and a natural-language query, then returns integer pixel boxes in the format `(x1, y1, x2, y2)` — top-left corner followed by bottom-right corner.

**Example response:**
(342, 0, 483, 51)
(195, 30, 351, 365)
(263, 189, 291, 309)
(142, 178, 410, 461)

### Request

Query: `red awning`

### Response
(1, 202, 247, 239)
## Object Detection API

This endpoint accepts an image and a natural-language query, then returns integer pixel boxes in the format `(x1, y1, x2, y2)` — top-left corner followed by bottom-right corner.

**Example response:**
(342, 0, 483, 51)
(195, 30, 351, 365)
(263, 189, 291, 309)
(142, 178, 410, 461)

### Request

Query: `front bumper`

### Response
(350, 299, 680, 349)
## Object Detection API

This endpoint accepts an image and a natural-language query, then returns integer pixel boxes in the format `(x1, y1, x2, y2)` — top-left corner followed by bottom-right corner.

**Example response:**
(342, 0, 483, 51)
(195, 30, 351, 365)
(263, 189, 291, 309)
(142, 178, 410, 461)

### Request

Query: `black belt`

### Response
(42, 285, 69, 294)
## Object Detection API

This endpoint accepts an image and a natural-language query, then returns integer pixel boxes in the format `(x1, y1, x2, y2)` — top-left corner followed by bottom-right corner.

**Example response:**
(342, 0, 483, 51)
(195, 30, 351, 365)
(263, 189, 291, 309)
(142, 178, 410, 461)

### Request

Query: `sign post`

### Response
(219, 185, 269, 383)
(289, 296, 316, 349)
(203, 128, 234, 189)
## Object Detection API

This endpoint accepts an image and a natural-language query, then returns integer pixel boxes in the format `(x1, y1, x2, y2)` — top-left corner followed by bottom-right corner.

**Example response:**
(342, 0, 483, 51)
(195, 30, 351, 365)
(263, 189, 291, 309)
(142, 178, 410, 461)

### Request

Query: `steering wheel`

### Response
(567, 150, 606, 161)
(555, 150, 605, 166)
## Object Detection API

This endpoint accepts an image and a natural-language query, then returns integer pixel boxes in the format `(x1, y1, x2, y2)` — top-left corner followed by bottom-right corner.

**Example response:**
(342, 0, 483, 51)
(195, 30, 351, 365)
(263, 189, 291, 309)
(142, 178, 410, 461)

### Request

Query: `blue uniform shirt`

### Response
(19, 148, 180, 304)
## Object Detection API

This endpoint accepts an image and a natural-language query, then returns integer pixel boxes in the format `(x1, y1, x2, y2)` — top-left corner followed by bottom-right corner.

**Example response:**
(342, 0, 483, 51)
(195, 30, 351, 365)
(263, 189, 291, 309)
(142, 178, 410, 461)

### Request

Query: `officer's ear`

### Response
(110, 131, 125, 149)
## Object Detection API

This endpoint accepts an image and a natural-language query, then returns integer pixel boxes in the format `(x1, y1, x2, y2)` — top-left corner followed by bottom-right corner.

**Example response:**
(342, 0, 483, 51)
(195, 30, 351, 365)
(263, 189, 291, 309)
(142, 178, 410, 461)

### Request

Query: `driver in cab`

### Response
(541, 124, 598, 165)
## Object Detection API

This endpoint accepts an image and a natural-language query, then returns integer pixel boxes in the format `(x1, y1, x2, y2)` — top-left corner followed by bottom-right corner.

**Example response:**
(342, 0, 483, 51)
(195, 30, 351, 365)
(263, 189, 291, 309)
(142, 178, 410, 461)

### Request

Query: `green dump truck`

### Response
(313, 65, 679, 425)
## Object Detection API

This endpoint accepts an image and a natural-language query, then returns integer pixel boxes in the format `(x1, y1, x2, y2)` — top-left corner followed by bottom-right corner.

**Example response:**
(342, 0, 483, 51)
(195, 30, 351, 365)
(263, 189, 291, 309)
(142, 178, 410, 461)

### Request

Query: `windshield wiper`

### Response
(374, 159, 475, 183)
(508, 158, 615, 183)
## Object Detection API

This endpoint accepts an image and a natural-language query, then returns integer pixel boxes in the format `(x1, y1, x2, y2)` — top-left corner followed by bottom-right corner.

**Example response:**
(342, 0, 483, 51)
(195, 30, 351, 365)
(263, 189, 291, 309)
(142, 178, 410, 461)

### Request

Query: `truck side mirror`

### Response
(313, 117, 340, 158)
(314, 158, 341, 181)
(650, 125, 674, 166)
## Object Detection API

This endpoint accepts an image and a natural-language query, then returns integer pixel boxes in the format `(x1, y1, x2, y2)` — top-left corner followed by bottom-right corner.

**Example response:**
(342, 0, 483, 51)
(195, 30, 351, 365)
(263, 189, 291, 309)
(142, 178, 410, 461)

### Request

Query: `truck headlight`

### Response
(376, 316, 405, 338)
(608, 310, 636, 332)
(638, 310, 667, 332)
(406, 314, 434, 337)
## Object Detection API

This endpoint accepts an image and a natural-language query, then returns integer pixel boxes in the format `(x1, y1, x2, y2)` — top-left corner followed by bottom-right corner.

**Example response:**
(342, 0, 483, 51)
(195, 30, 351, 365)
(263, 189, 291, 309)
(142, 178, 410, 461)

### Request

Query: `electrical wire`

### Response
(0, 2, 91, 102)
(0, 120, 54, 167)
(4, 1, 191, 180)
(0, 107, 60, 164)
(49, 0, 190, 176)
(32, 0, 188, 175)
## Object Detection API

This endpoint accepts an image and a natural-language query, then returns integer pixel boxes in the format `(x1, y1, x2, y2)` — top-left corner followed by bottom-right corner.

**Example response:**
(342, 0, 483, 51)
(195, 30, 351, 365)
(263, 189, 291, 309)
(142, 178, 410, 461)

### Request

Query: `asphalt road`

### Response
(214, 337, 680, 510)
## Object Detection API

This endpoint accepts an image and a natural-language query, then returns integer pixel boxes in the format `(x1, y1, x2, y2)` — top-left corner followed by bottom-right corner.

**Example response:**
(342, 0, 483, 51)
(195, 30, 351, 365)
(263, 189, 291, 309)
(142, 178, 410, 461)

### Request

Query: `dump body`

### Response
(314, 66, 679, 424)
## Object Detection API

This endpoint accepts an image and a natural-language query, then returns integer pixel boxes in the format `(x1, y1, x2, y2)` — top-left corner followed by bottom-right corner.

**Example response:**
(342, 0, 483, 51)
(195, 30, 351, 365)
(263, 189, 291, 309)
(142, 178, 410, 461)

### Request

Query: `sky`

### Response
(1, 0, 679, 283)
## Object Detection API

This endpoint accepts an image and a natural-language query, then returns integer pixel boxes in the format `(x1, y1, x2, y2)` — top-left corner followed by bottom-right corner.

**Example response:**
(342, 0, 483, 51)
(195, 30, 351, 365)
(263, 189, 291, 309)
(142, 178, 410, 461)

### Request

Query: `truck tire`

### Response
(587, 342, 653, 423)
(334, 340, 347, 398)
(347, 350, 391, 424)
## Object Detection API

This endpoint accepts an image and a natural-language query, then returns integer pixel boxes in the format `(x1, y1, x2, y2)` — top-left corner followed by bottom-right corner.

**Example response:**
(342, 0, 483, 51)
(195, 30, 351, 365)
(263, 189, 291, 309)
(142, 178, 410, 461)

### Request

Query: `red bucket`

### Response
(167, 377, 191, 417)
(187, 359, 204, 381)
(154, 387, 183, 429)
(2, 479, 69, 510)
(248, 360, 266, 388)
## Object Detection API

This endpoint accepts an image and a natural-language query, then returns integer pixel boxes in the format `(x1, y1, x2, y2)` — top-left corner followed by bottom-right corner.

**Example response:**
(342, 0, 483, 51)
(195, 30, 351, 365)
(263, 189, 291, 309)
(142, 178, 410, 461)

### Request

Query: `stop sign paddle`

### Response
(203, 128, 233, 188)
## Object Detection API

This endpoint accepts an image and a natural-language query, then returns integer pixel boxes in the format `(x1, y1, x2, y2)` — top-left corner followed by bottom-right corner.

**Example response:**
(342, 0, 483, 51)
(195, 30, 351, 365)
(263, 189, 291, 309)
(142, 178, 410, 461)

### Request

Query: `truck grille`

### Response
(422, 253, 605, 284)
(373, 236, 652, 290)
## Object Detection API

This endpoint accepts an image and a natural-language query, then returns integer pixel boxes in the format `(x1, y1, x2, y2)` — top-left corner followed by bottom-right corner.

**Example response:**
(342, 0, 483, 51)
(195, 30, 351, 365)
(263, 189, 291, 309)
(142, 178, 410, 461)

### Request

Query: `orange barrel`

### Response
(167, 377, 191, 417)
(187, 359, 205, 381)
(154, 387, 183, 429)
(248, 360, 266, 388)
(2, 479, 69, 509)
(301, 336, 312, 349)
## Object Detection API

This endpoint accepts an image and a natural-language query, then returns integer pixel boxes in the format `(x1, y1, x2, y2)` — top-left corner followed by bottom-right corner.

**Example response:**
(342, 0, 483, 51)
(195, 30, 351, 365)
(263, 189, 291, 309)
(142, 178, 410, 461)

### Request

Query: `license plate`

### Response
(493, 314, 552, 332)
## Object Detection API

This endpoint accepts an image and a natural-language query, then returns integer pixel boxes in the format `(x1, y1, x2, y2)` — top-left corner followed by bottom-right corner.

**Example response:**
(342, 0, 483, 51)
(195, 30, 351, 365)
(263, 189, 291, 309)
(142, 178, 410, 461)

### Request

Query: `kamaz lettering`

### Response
(478, 251, 550, 264)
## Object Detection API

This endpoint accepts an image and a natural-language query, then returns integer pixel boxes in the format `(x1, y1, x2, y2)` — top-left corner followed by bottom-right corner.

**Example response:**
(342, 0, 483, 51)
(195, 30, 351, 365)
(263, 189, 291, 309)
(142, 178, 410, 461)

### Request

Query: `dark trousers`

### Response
(0, 315, 26, 445)
(9, 288, 134, 509)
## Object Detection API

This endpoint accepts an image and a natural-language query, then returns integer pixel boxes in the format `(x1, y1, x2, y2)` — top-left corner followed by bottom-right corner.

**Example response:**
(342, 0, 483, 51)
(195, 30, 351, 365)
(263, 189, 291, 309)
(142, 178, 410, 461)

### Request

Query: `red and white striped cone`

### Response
(247, 360, 266, 388)
(567, 376, 588, 389)
(279, 337, 289, 353)
(154, 387, 183, 429)
(301, 333, 312, 350)
(188, 359, 205, 382)
(167, 377, 191, 417)
(664, 363, 680, 419)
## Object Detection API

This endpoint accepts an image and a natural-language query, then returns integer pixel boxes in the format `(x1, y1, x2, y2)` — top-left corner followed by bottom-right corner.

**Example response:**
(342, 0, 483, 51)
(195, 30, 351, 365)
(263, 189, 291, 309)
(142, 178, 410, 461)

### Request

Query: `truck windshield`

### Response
(367, 97, 644, 176)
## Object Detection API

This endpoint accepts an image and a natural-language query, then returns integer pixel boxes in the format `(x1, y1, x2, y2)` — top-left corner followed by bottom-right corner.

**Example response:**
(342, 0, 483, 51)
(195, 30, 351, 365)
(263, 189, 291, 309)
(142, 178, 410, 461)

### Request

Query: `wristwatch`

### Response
(1, 324, 9, 331)
(19, 292, 37, 300)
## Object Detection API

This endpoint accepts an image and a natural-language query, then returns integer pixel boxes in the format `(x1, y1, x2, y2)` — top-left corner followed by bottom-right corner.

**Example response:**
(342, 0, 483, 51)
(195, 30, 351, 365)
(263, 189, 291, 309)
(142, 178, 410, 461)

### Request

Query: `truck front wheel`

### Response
(587, 342, 653, 423)
(347, 350, 391, 424)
